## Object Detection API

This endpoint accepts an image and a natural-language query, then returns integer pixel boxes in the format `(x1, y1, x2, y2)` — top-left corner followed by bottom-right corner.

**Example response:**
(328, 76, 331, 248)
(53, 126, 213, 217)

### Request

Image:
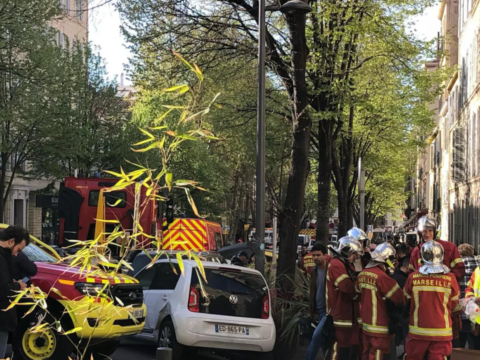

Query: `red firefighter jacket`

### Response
(327, 257, 360, 330)
(409, 239, 464, 282)
(355, 265, 403, 337)
(404, 271, 461, 341)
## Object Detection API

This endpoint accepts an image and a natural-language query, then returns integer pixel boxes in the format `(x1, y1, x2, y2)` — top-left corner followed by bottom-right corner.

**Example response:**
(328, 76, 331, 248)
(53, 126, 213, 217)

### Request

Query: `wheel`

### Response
(82, 339, 120, 360)
(250, 351, 274, 360)
(158, 320, 184, 360)
(13, 311, 74, 360)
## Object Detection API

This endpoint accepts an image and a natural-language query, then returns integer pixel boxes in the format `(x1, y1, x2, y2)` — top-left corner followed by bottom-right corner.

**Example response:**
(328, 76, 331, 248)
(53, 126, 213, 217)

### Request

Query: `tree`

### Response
(118, 0, 440, 285)
(32, 44, 138, 179)
(0, 0, 64, 220)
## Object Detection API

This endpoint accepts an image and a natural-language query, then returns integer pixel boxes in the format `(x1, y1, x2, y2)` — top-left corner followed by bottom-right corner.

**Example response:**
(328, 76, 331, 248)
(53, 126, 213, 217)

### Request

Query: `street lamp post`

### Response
(255, 0, 312, 275)
(255, 0, 266, 275)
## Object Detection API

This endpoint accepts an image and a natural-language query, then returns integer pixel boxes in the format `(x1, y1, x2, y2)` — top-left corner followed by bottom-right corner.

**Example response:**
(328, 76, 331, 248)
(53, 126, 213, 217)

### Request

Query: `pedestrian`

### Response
(0, 226, 28, 359)
(392, 255, 410, 357)
(12, 250, 37, 283)
(409, 216, 465, 282)
(305, 243, 329, 360)
(326, 236, 363, 360)
(231, 251, 248, 267)
(457, 243, 480, 349)
(403, 241, 461, 360)
(356, 242, 403, 360)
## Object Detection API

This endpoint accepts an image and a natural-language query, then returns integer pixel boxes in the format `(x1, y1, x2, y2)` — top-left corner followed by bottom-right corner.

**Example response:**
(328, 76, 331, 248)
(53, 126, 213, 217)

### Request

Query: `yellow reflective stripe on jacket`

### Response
(450, 257, 463, 268)
(413, 286, 451, 294)
(474, 268, 480, 297)
(334, 320, 353, 328)
(404, 291, 411, 299)
(334, 274, 349, 287)
(451, 295, 459, 301)
(385, 284, 400, 299)
(359, 283, 377, 291)
(408, 325, 452, 337)
(409, 263, 416, 271)
(362, 323, 389, 334)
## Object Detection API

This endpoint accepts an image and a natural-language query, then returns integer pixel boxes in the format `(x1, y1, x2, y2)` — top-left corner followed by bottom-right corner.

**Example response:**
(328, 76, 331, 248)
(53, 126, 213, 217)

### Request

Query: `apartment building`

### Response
(3, 1, 88, 241)
(414, 0, 480, 249)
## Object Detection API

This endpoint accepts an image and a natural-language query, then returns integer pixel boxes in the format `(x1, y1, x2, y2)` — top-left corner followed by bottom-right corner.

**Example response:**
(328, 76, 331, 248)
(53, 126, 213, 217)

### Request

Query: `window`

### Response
(57, 31, 64, 47)
(150, 263, 180, 290)
(214, 232, 223, 250)
(65, 0, 70, 12)
(23, 244, 57, 263)
(76, 0, 83, 20)
(11, 153, 25, 171)
(136, 264, 158, 290)
(88, 190, 127, 208)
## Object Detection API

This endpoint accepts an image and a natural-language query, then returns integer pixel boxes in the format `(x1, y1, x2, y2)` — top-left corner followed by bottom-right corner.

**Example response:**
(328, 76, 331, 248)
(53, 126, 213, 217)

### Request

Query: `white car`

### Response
(134, 260, 275, 360)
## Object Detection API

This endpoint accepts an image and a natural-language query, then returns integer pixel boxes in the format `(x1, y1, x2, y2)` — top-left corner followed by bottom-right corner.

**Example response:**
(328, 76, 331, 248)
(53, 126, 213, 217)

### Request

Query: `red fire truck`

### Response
(58, 177, 159, 246)
(58, 177, 223, 251)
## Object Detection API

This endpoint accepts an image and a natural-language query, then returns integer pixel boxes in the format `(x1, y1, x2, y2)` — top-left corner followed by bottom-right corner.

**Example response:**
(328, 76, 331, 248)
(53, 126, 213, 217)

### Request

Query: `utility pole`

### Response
(359, 158, 365, 230)
(255, 0, 266, 275)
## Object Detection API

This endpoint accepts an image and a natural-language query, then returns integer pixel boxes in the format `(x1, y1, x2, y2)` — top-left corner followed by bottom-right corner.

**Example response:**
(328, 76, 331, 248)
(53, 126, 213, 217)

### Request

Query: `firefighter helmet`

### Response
(370, 242, 396, 268)
(419, 240, 450, 275)
(336, 236, 364, 259)
(417, 216, 438, 233)
(347, 227, 369, 245)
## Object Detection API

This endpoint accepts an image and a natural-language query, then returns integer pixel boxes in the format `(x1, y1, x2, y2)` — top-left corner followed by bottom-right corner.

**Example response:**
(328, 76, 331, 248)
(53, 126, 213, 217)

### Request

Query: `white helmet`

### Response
(419, 240, 449, 275)
(336, 236, 364, 259)
(417, 216, 438, 233)
(370, 242, 396, 268)
(347, 227, 369, 246)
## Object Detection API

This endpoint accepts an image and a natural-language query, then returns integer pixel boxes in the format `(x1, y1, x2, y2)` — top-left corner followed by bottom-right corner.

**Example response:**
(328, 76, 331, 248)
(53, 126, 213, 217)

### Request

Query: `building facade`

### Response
(3, 1, 88, 241)
(415, 0, 480, 250)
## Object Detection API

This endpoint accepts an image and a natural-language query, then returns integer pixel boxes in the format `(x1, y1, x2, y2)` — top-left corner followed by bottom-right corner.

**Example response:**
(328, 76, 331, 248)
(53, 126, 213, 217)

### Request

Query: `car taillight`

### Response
(189, 286, 200, 312)
(262, 294, 269, 319)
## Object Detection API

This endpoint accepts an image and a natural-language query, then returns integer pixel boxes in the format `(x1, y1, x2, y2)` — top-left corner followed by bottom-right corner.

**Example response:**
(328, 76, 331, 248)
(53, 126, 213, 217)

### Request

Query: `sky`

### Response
(89, 1, 442, 85)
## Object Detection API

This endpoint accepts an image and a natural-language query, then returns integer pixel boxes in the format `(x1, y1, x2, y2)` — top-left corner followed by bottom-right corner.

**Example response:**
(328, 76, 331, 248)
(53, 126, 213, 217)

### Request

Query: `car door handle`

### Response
(163, 295, 168, 299)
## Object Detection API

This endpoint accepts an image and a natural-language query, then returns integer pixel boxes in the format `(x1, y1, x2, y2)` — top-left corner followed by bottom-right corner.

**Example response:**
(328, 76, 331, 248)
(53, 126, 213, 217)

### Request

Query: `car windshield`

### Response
(297, 236, 305, 246)
(23, 243, 57, 263)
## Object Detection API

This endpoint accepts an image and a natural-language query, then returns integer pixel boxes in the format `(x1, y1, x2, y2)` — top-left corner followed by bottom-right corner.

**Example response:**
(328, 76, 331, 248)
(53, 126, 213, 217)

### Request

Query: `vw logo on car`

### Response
(129, 292, 137, 300)
(229, 295, 238, 304)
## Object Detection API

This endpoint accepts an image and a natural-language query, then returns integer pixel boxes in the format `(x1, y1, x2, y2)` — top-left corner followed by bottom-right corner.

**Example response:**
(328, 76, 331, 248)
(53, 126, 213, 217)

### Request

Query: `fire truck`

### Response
(58, 177, 223, 251)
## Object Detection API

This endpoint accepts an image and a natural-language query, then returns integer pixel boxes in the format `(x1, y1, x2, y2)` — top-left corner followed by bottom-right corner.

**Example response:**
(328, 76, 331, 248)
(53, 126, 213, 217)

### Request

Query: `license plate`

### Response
(215, 324, 249, 335)
(129, 309, 143, 319)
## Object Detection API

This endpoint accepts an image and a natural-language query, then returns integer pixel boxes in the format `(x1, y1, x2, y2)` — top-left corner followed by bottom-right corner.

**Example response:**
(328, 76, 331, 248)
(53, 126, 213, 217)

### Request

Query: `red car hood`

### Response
(35, 262, 138, 284)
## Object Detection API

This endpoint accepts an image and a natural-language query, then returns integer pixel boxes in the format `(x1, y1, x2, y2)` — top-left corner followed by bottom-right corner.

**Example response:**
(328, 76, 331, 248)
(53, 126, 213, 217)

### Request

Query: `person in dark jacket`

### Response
(0, 225, 28, 358)
(231, 251, 249, 267)
(12, 251, 37, 282)
(305, 243, 328, 360)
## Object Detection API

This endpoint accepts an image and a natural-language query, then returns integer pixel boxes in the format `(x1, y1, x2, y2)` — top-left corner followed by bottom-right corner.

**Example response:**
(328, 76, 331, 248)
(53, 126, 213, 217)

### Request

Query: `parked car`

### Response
(133, 259, 275, 360)
(218, 242, 255, 263)
(128, 250, 226, 276)
(0, 224, 146, 360)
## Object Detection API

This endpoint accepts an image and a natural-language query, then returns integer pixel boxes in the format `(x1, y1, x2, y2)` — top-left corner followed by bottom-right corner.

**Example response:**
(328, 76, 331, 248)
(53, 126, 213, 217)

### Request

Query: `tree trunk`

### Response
(0, 153, 6, 222)
(277, 12, 311, 288)
(316, 123, 332, 245)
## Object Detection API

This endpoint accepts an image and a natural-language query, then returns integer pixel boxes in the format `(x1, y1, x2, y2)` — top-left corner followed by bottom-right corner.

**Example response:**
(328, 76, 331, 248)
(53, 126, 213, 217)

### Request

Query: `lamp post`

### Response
(255, 0, 312, 275)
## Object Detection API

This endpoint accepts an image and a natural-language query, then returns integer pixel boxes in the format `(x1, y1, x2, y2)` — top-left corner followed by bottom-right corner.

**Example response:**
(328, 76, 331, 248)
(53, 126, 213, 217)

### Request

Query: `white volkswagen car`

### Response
(133, 259, 275, 360)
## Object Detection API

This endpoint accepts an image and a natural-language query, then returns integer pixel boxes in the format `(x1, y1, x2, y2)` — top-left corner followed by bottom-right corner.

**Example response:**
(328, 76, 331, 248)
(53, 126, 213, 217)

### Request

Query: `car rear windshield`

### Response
(191, 267, 268, 319)
(23, 244, 57, 263)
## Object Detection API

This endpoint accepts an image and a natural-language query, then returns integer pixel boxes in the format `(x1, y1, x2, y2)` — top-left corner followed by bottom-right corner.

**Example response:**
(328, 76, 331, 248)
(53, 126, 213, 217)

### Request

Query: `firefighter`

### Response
(355, 242, 403, 360)
(404, 241, 461, 360)
(348, 227, 374, 271)
(326, 236, 363, 360)
(409, 216, 464, 282)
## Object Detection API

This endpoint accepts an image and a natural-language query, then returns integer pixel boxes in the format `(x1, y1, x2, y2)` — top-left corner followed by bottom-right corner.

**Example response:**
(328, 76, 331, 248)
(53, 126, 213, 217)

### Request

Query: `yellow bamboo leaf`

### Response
(107, 198, 123, 207)
(184, 188, 203, 218)
(165, 131, 176, 137)
(166, 171, 173, 191)
(164, 84, 190, 93)
(132, 141, 160, 153)
(94, 219, 119, 224)
(173, 51, 195, 72)
(191, 254, 207, 282)
(176, 252, 185, 276)
(133, 138, 154, 146)
(138, 127, 155, 140)
(62, 327, 83, 335)
(194, 64, 204, 81)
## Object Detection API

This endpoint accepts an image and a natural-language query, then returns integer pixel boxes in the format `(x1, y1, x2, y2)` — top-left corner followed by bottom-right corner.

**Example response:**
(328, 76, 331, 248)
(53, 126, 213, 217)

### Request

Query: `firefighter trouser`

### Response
(361, 333, 392, 360)
(330, 328, 360, 360)
(405, 338, 452, 360)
